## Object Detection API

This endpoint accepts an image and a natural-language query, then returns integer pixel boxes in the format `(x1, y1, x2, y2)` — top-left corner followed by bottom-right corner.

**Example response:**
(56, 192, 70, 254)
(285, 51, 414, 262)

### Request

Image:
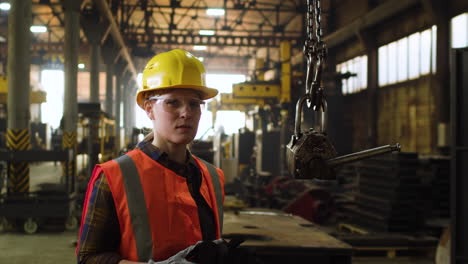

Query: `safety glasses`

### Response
(146, 95, 206, 114)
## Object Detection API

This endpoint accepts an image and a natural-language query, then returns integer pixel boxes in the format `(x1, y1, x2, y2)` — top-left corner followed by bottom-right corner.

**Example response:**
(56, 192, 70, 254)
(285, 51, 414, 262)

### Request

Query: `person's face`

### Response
(144, 89, 203, 146)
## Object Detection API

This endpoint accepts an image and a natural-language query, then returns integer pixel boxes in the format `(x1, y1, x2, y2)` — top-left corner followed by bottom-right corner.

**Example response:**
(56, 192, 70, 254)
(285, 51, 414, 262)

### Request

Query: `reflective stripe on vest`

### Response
(115, 154, 153, 261)
(114, 153, 223, 260)
(198, 158, 223, 233)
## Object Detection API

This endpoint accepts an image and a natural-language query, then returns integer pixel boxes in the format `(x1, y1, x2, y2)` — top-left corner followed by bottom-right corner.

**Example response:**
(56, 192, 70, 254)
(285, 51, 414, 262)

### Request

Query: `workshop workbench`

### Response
(223, 209, 352, 264)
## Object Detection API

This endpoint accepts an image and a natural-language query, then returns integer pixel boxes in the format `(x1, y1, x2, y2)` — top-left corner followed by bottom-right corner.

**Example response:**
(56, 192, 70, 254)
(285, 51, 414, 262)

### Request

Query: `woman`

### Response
(77, 49, 224, 264)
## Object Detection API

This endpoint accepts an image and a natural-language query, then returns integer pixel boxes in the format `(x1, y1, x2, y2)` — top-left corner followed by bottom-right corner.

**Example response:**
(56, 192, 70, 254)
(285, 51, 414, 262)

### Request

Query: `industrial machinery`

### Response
(76, 103, 116, 178)
(0, 149, 75, 234)
(0, 75, 78, 234)
(75, 103, 116, 216)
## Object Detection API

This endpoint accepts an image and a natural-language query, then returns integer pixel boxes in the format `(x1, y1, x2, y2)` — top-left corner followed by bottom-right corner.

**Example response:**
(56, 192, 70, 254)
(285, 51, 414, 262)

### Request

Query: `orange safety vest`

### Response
(79, 149, 224, 262)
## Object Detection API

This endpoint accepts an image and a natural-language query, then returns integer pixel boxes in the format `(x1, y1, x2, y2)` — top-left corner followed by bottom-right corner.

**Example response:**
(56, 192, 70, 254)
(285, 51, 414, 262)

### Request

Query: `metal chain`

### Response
(303, 0, 326, 110)
(314, 0, 323, 44)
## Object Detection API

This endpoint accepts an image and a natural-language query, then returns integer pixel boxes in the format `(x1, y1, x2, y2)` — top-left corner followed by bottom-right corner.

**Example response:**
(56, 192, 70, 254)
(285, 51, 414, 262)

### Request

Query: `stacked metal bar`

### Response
(426, 157, 450, 219)
(350, 152, 424, 233)
(334, 164, 359, 223)
(418, 156, 450, 236)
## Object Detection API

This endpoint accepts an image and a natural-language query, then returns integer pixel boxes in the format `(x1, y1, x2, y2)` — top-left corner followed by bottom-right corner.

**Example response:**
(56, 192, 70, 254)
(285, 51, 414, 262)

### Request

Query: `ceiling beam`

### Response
(94, 0, 138, 82)
(128, 33, 303, 48)
(324, 0, 420, 48)
(121, 3, 299, 13)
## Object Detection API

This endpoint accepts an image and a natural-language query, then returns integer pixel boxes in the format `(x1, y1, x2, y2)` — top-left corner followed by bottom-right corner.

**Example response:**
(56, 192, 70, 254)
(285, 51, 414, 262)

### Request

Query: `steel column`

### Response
(62, 0, 82, 196)
(102, 39, 119, 117)
(90, 43, 100, 104)
(450, 48, 468, 264)
(435, 13, 451, 152)
(124, 80, 136, 146)
(367, 45, 378, 147)
(6, 0, 32, 194)
(105, 62, 114, 116)
(114, 68, 122, 153)
(122, 75, 131, 147)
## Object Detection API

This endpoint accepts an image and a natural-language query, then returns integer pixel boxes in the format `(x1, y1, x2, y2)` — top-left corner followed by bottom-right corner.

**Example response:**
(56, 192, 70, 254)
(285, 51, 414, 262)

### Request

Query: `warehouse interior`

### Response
(0, 0, 467, 263)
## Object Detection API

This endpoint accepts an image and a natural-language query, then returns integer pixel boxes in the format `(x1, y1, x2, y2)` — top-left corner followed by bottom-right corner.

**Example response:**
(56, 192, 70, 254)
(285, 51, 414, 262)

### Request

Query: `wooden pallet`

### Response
(337, 222, 437, 260)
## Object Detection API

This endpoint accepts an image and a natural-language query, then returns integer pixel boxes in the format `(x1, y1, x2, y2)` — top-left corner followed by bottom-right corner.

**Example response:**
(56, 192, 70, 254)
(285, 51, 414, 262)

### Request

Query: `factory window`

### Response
(452, 12, 468, 48)
(378, 26, 437, 87)
(336, 55, 368, 95)
(397, 38, 409, 81)
(40, 69, 64, 129)
(408, 32, 421, 79)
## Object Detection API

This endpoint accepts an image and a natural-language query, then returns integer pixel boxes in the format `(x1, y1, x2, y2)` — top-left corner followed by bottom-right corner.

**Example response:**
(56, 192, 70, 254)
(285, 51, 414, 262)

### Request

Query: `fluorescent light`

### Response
(0, 35, 5, 42)
(194, 45, 207, 51)
(0, 3, 10, 11)
(30, 25, 47, 33)
(199, 30, 215, 36)
(206, 8, 225, 16)
(198, 57, 204, 62)
(78, 63, 85, 69)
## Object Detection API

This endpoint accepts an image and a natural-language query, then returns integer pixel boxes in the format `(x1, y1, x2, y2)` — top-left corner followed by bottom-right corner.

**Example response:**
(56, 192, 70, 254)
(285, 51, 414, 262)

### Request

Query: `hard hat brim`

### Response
(136, 85, 218, 109)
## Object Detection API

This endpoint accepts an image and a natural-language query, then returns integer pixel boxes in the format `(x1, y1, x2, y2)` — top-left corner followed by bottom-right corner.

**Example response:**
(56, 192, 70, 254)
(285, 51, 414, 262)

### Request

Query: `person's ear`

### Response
(144, 101, 155, 120)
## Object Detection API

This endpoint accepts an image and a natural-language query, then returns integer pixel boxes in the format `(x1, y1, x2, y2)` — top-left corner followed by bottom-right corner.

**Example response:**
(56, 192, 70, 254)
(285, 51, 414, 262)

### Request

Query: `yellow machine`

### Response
(210, 41, 291, 116)
(0, 75, 47, 104)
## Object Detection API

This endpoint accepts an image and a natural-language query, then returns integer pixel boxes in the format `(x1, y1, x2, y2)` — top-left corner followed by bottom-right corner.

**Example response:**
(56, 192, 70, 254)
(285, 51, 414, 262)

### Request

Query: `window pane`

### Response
(420, 29, 432, 75)
(451, 13, 468, 48)
(397, 38, 408, 81)
(341, 63, 348, 94)
(409, 32, 420, 79)
(378, 46, 388, 86)
(347, 60, 354, 93)
(388, 42, 397, 84)
(353, 58, 360, 92)
(432, 26, 437, 73)
(338, 55, 368, 93)
(360, 56, 368, 90)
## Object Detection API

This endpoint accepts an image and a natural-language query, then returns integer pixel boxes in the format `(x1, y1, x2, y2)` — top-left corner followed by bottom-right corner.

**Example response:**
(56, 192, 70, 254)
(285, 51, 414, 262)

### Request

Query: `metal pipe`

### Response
(326, 143, 401, 167)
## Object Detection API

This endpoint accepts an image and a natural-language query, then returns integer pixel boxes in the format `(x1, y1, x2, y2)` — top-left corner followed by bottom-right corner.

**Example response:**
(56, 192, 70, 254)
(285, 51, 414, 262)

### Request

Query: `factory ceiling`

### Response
(0, 0, 310, 76)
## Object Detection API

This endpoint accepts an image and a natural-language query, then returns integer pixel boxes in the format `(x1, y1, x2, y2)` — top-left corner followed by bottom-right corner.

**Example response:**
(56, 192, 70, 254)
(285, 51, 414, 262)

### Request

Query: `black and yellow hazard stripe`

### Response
(62, 131, 77, 149)
(61, 159, 77, 183)
(8, 162, 29, 193)
(6, 129, 30, 150)
(62, 131, 77, 181)
(6, 128, 30, 194)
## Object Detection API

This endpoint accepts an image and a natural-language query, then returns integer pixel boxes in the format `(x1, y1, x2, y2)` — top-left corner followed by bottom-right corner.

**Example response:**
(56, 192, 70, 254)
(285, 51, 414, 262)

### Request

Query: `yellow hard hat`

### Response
(136, 49, 218, 109)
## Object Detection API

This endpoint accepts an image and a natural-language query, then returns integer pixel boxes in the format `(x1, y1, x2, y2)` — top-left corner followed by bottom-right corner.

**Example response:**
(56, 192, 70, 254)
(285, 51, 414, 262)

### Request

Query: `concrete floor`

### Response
(0, 231, 435, 264)
(0, 231, 77, 264)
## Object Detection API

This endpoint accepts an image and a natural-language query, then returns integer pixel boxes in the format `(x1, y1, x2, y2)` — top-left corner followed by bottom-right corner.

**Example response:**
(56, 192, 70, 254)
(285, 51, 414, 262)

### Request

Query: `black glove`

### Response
(185, 237, 256, 264)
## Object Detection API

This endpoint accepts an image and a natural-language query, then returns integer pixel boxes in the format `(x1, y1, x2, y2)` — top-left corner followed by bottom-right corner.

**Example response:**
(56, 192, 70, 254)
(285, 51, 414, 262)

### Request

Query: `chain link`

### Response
(303, 0, 327, 110)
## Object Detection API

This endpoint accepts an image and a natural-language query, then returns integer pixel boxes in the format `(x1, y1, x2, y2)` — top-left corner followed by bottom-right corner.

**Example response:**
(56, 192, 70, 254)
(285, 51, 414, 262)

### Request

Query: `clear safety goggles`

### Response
(146, 95, 206, 114)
